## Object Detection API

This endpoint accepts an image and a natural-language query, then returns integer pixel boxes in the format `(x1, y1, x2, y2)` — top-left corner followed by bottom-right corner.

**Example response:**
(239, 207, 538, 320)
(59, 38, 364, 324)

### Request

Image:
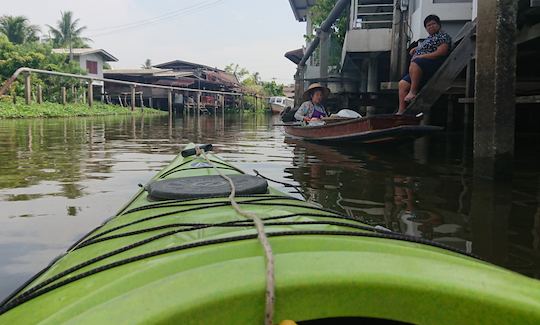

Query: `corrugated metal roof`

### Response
(52, 48, 119, 62)
(104, 68, 170, 75)
(154, 59, 222, 72)
(288, 0, 317, 22)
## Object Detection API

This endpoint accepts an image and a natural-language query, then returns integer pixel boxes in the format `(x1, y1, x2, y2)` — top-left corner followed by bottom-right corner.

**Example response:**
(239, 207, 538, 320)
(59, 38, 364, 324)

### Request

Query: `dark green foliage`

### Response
(0, 15, 40, 44)
(0, 97, 166, 119)
(0, 34, 85, 99)
(308, 0, 348, 46)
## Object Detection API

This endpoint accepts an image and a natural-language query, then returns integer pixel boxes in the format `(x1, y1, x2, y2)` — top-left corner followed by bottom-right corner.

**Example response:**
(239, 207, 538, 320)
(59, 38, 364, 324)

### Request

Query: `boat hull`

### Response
(1, 145, 540, 324)
(284, 114, 442, 144)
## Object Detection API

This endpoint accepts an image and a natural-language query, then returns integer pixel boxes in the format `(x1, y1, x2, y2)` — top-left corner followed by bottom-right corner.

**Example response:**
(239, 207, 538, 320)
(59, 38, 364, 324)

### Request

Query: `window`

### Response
(86, 60, 98, 74)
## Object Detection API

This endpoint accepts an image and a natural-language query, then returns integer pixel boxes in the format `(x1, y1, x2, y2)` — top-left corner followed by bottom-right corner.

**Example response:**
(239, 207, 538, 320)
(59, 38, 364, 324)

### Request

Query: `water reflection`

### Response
(283, 132, 540, 278)
(0, 113, 539, 300)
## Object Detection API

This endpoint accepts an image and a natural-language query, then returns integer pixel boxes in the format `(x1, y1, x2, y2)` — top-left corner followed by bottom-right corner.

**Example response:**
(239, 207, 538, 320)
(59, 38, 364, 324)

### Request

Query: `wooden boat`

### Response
(2, 144, 540, 324)
(283, 114, 443, 144)
(269, 96, 294, 114)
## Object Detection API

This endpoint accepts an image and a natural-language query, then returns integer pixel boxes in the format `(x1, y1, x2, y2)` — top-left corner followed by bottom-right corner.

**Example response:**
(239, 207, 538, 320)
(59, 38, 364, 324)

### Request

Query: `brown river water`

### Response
(0, 113, 539, 300)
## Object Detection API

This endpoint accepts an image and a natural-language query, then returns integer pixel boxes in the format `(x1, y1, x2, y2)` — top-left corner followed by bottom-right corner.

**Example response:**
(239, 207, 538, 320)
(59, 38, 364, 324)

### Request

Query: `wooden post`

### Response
(37, 85, 43, 104)
(197, 91, 201, 117)
(61, 87, 67, 105)
(474, 0, 518, 180)
(24, 72, 31, 105)
(389, 1, 402, 80)
(168, 90, 173, 118)
(130, 86, 136, 111)
(221, 94, 225, 111)
(139, 92, 144, 110)
(464, 60, 475, 128)
(294, 66, 305, 108)
(446, 95, 454, 130)
(367, 57, 378, 116)
(118, 95, 124, 107)
(319, 31, 330, 87)
(71, 85, 76, 103)
(149, 97, 153, 109)
(87, 80, 93, 107)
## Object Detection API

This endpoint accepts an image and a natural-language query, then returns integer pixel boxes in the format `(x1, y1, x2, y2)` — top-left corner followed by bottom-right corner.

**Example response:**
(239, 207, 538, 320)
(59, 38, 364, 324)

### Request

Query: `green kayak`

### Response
(1, 144, 540, 324)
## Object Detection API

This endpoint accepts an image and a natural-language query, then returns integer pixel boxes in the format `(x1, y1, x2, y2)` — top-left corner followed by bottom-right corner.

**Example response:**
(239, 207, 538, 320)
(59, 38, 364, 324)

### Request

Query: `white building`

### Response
(52, 48, 119, 87)
(288, 0, 474, 97)
(409, 0, 473, 41)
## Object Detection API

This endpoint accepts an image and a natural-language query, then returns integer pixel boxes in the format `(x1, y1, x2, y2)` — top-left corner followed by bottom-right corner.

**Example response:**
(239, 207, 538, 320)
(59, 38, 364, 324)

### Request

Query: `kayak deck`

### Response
(1, 145, 540, 324)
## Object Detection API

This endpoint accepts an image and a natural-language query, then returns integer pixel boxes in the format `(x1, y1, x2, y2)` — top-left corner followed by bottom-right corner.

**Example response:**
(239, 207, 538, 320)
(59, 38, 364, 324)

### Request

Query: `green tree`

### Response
(224, 63, 249, 81)
(308, 0, 348, 46)
(262, 81, 284, 96)
(0, 15, 40, 44)
(47, 11, 91, 60)
(0, 34, 85, 99)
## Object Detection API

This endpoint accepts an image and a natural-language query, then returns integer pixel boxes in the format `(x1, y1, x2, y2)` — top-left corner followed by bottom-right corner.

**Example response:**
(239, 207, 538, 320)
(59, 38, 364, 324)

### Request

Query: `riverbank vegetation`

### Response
(225, 63, 286, 111)
(0, 12, 91, 99)
(0, 97, 166, 119)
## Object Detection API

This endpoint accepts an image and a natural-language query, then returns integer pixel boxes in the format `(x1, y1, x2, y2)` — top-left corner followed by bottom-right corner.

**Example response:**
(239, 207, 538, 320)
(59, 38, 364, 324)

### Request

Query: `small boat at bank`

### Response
(1, 144, 540, 324)
(269, 96, 294, 114)
(284, 114, 443, 144)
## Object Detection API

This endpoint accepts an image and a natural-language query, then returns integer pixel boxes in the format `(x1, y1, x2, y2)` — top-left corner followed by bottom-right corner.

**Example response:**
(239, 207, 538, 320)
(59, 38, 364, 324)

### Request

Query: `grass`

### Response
(0, 97, 167, 119)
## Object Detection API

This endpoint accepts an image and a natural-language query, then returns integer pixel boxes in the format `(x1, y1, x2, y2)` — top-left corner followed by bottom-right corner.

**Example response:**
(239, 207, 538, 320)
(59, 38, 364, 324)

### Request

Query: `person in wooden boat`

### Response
(294, 83, 330, 122)
(397, 14, 452, 115)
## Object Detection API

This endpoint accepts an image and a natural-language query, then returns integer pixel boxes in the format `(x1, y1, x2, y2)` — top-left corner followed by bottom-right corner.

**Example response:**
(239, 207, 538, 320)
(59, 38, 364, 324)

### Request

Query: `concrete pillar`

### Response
(474, 0, 518, 180)
(149, 97, 153, 108)
(367, 57, 378, 116)
(470, 178, 510, 264)
(61, 87, 67, 105)
(24, 72, 31, 105)
(37, 85, 43, 104)
(168, 90, 173, 117)
(130, 86, 136, 111)
(87, 80, 93, 107)
(389, 1, 403, 81)
(319, 31, 330, 87)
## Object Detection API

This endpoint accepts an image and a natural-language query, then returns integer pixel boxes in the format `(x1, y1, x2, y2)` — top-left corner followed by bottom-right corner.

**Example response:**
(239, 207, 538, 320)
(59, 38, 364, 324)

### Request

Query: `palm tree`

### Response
(47, 11, 91, 61)
(0, 15, 40, 44)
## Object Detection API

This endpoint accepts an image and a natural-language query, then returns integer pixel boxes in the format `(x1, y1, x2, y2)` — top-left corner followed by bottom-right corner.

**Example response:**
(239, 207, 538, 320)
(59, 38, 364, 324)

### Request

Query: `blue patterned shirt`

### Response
(415, 31, 452, 56)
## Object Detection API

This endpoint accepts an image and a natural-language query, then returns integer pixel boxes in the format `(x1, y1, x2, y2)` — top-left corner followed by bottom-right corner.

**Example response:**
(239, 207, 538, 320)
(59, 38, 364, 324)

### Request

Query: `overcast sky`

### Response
(2, 0, 306, 84)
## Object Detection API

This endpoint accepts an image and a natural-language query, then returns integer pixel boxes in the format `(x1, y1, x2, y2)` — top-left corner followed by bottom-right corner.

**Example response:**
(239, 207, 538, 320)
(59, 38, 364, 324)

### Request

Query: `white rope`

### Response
(195, 146, 275, 325)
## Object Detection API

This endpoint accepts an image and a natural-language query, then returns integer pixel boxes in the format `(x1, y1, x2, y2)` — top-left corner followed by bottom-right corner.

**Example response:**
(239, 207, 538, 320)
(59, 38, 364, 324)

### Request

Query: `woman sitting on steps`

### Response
(397, 14, 452, 115)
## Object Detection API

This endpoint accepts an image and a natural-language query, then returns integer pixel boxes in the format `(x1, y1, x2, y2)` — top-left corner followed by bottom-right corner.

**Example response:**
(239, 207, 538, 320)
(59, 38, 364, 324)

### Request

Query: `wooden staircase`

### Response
(406, 20, 477, 113)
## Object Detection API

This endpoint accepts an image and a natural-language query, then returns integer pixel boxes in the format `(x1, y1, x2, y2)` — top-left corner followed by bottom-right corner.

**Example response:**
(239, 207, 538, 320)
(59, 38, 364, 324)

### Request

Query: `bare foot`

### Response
(404, 92, 417, 102)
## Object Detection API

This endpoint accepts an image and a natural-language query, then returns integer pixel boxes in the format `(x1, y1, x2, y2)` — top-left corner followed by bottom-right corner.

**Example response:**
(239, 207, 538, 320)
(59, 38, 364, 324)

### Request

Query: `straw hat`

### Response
(303, 83, 330, 101)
